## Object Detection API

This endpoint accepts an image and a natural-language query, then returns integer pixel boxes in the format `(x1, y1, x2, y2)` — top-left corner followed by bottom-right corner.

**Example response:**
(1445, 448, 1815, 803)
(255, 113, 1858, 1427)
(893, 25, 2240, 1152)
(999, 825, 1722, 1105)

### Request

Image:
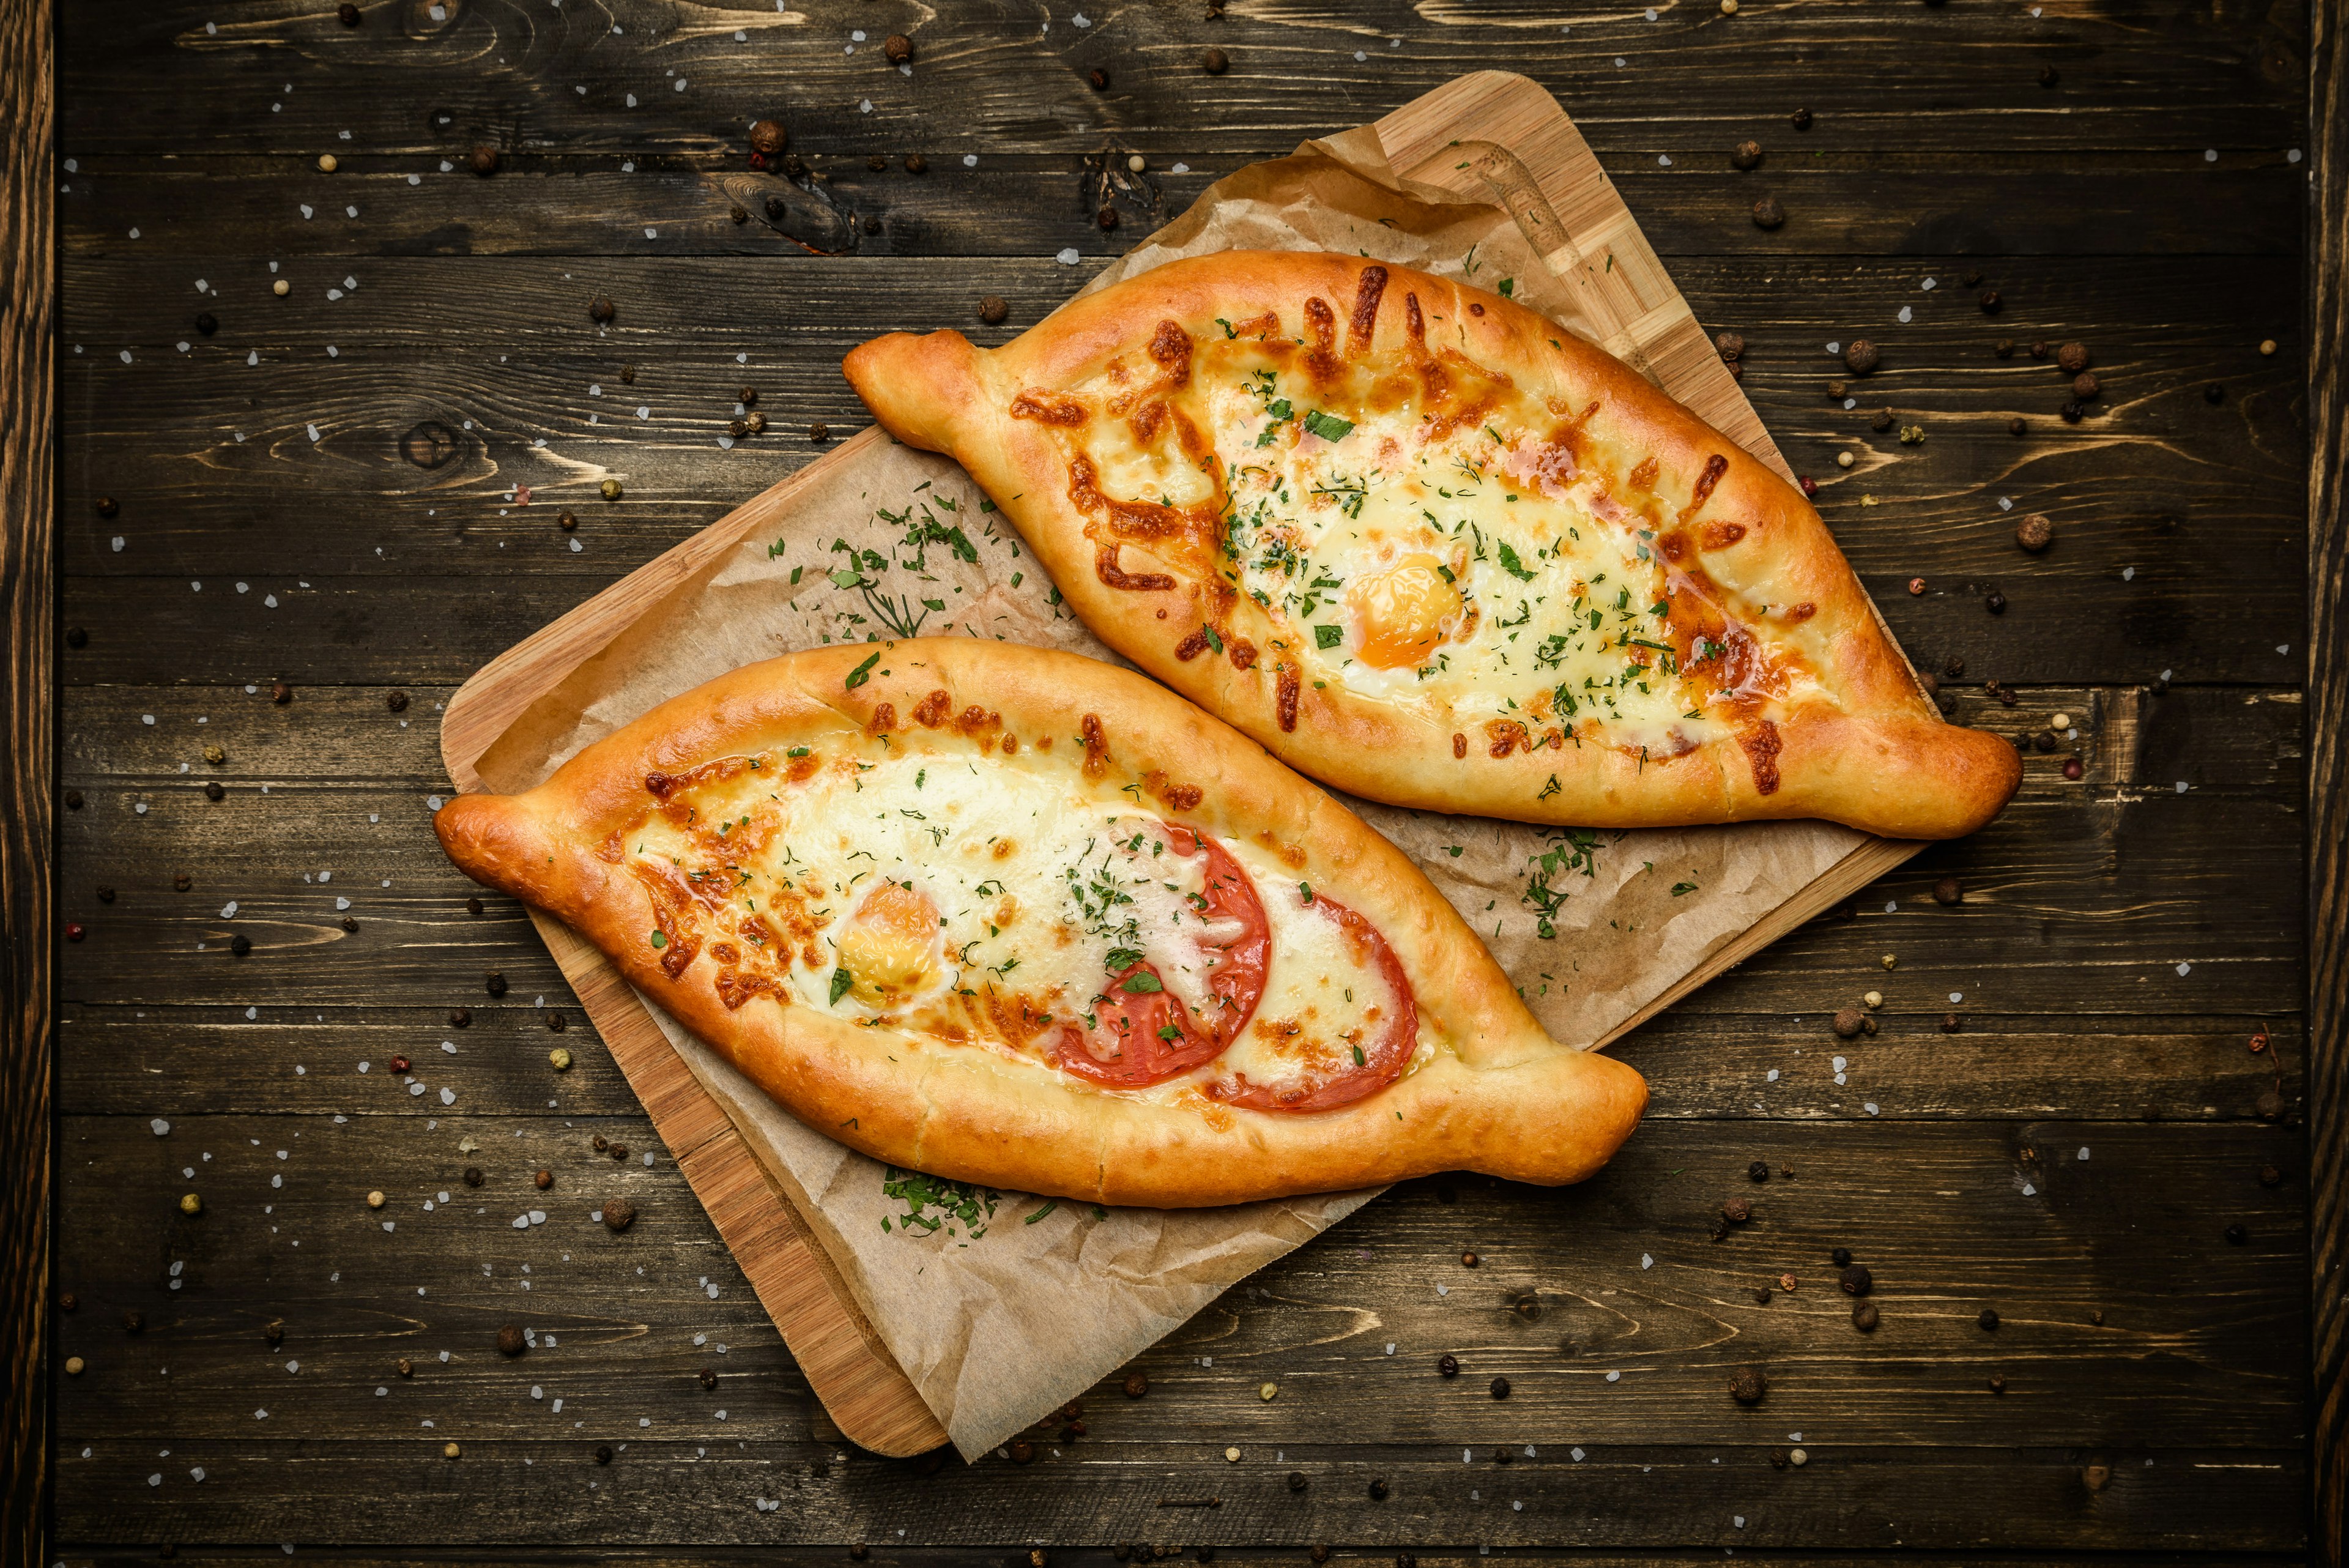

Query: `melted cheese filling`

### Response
(1060, 328, 1832, 755)
(620, 741, 1425, 1100)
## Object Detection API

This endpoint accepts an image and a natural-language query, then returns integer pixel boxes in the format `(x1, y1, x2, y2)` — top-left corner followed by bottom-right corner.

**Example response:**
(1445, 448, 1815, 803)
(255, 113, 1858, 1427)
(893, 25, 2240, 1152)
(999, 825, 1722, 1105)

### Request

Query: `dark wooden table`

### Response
(8, 1, 2345, 1562)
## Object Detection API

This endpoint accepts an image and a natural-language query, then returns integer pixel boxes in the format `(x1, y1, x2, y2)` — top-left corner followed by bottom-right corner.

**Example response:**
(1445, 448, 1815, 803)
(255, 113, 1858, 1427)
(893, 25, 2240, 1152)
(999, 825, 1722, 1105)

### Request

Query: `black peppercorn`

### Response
(338, 1, 359, 22)
(65, 626, 87, 648)
(467, 897, 483, 916)
(265, 1319, 283, 1345)
(464, 1166, 483, 1187)
(1872, 408, 1894, 432)
(486, 971, 507, 996)
(729, 204, 748, 224)
(1852, 1301, 1879, 1331)
(1438, 1353, 1459, 1377)
(1790, 106, 1813, 129)
(2037, 63, 2058, 86)
(1098, 207, 1119, 231)
(271, 681, 293, 704)
(95, 885, 114, 904)
(1731, 139, 1764, 171)
(1932, 875, 1964, 905)
(230, 934, 252, 956)
(809, 423, 831, 443)
(1839, 1263, 1873, 1296)
(558, 511, 576, 532)
(1979, 289, 2002, 313)
(1994, 338, 2015, 358)
(1488, 1376, 1511, 1399)
(1987, 1372, 2007, 1392)
(497, 1323, 527, 1356)
(595, 1444, 613, 1464)
(730, 418, 749, 439)
(1986, 590, 2008, 614)
(56, 1290, 78, 1313)
(195, 311, 218, 335)
(341, 915, 357, 932)
(610, 1143, 629, 1162)
(2008, 416, 2027, 436)
(2060, 399, 2084, 423)
(547, 1011, 568, 1033)
(883, 33, 913, 64)
(1843, 340, 1879, 374)
(469, 145, 499, 177)
(124, 1309, 145, 1334)
(1088, 67, 1110, 91)
(2033, 729, 2058, 752)
(387, 690, 409, 713)
(450, 1008, 471, 1028)
(1748, 1159, 1770, 1182)
(2225, 1223, 2248, 1244)
(1368, 1477, 1389, 1499)
(1963, 269, 1984, 287)
(174, 874, 192, 891)
(904, 154, 927, 173)
(1728, 1366, 1767, 1404)
(1203, 47, 1228, 73)
(1831, 1246, 1852, 1266)
(699, 1367, 718, 1389)
(1751, 196, 1786, 230)
(746, 411, 767, 435)
(204, 781, 225, 801)
(95, 496, 119, 518)
(1978, 1308, 2000, 1330)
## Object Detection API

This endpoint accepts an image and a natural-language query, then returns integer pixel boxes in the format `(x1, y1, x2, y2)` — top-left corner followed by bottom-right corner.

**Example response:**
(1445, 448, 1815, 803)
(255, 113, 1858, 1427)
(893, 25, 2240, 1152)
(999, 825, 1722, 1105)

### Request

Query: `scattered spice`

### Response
(464, 1167, 483, 1187)
(1731, 140, 1764, 171)
(1872, 408, 1895, 433)
(588, 295, 615, 324)
(979, 295, 1010, 325)
(1460, 1250, 1480, 1268)
(2057, 341, 2091, 374)
(595, 1445, 613, 1465)
(1852, 1302, 1879, 1332)
(1831, 1246, 1852, 1265)
(1203, 46, 1228, 73)
(469, 145, 499, 176)
(1987, 1373, 2007, 1393)
(445, 1441, 462, 1459)
(497, 1324, 527, 1356)
(1727, 1366, 1767, 1404)
(1790, 106, 1813, 129)
(534, 1169, 554, 1190)
(1979, 289, 2002, 313)
(1751, 196, 1786, 230)
(485, 972, 508, 997)
(204, 781, 225, 801)
(809, 423, 831, 444)
(338, 2, 358, 22)
(2060, 399, 2084, 423)
(273, 279, 290, 297)
(905, 154, 927, 173)
(1778, 1273, 1798, 1292)
(1287, 1471, 1308, 1493)
(2062, 757, 2084, 779)
(1124, 1372, 1149, 1398)
(398, 1358, 414, 1377)
(65, 1357, 84, 1376)
(1368, 1477, 1390, 1499)
(179, 1192, 203, 1216)
(1994, 338, 2015, 358)
(604, 1197, 637, 1232)
(883, 33, 913, 64)
(1985, 590, 2008, 614)
(1832, 1007, 1864, 1039)
(2206, 383, 2224, 403)
(65, 626, 87, 648)
(1842, 340, 1879, 374)
(1748, 1160, 1770, 1183)
(1839, 1264, 1873, 1296)
(700, 1367, 719, 1389)
(1721, 1197, 1753, 1224)
(1098, 206, 1120, 231)
(229, 934, 252, 956)
(2225, 1223, 2248, 1244)
(1932, 875, 1963, 905)
(2008, 416, 2027, 436)
(1907, 577, 1926, 596)
(317, 153, 338, 173)
(124, 1309, 146, 1334)
(1978, 1308, 2000, 1331)
(366, 1190, 386, 1209)
(271, 681, 294, 704)
(1488, 1376, 1511, 1400)
(2259, 1164, 2283, 1187)
(549, 1047, 574, 1071)
(1715, 330, 1745, 360)
(1088, 67, 1111, 90)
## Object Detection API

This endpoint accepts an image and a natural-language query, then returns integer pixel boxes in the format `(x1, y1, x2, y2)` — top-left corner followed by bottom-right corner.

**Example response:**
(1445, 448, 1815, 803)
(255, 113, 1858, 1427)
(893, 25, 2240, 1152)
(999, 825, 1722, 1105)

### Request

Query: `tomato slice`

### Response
(1052, 822, 1270, 1088)
(1206, 893, 1420, 1113)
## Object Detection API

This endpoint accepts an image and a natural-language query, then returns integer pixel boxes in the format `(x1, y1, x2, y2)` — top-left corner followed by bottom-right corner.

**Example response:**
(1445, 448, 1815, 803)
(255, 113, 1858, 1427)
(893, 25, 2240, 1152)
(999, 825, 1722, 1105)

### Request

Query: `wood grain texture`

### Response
(45, 0, 2317, 1553)
(2307, 0, 2345, 1559)
(2, 0, 55, 1558)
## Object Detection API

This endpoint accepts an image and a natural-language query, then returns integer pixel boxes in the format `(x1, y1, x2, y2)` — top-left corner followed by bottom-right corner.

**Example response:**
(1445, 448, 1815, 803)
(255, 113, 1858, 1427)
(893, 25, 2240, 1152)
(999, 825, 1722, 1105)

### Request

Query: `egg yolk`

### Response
(1346, 552, 1464, 669)
(836, 880, 941, 1007)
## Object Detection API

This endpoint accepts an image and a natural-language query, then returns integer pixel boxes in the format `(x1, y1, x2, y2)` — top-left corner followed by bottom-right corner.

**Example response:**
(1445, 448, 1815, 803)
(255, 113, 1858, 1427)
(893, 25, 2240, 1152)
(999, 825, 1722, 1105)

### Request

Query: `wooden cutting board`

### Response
(437, 69, 1921, 1458)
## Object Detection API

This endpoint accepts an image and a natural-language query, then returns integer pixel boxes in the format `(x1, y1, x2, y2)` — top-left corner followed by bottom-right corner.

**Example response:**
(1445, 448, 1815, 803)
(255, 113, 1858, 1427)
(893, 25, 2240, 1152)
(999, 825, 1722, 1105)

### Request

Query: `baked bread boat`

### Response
(436, 641, 1647, 1206)
(845, 251, 2020, 841)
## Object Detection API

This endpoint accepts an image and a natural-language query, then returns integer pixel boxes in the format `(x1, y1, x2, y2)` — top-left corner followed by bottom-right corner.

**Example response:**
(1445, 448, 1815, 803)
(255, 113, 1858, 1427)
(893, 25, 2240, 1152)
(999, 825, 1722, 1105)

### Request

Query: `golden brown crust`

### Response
(436, 641, 1647, 1207)
(844, 251, 2021, 841)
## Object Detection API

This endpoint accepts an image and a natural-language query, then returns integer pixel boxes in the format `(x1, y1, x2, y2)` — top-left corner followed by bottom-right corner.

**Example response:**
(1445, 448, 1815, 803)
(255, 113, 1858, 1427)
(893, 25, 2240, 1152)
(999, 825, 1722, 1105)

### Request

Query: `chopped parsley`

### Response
(1301, 410, 1354, 442)
(844, 652, 881, 689)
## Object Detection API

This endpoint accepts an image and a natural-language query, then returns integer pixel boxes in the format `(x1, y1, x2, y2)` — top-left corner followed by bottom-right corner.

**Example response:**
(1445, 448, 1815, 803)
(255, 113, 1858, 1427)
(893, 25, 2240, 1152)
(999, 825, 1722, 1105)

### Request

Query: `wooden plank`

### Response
(49, 1117, 2310, 1453)
(48, 1440, 2309, 1551)
(2306, 0, 2347, 1560)
(50, 253, 2307, 688)
(52, 165, 2309, 261)
(0, 0, 54, 1559)
(50, 0, 2308, 161)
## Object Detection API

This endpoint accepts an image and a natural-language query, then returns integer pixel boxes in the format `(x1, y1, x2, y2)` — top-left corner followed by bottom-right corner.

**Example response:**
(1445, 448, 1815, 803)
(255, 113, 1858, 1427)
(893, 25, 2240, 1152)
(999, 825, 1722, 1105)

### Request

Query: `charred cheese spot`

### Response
(1347, 552, 1464, 669)
(836, 880, 942, 1008)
